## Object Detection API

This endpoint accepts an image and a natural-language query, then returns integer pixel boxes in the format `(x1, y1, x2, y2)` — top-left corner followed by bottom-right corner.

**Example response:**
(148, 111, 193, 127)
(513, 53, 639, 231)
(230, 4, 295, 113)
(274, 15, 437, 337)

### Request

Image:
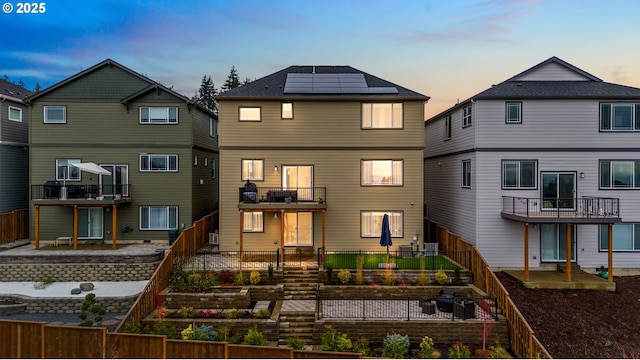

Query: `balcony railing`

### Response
(31, 183, 131, 200)
(238, 187, 326, 204)
(502, 196, 620, 221)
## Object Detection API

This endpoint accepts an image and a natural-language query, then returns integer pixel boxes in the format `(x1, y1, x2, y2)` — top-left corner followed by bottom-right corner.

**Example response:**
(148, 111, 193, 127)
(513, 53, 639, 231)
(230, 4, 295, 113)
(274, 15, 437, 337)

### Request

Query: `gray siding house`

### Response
(425, 57, 640, 279)
(0, 80, 32, 213)
(26, 59, 218, 248)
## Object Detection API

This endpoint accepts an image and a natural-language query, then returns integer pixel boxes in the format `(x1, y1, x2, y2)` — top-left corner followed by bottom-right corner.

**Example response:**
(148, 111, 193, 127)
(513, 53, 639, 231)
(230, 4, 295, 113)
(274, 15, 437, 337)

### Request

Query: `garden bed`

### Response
(0, 297, 27, 315)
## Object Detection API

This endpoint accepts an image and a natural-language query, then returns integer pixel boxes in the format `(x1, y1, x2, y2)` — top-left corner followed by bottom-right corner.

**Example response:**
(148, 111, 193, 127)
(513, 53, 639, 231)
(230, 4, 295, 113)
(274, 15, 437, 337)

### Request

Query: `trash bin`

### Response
(168, 229, 180, 245)
(399, 245, 413, 257)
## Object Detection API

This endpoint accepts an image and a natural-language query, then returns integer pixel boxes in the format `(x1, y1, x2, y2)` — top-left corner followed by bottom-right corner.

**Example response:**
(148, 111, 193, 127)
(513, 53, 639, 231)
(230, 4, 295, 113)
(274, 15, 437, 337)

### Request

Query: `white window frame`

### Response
(139, 107, 178, 124)
(502, 160, 537, 189)
(194, 155, 198, 166)
(362, 103, 403, 129)
(600, 160, 640, 189)
(282, 102, 293, 119)
(239, 107, 261, 121)
(242, 159, 264, 181)
(462, 106, 472, 127)
(56, 159, 81, 181)
(600, 103, 640, 131)
(361, 211, 403, 238)
(8, 106, 22, 122)
(600, 224, 640, 251)
(139, 154, 178, 172)
(44, 106, 66, 124)
(462, 160, 471, 188)
(444, 115, 451, 140)
(139, 206, 178, 231)
(361, 160, 403, 186)
(506, 102, 522, 124)
(209, 118, 218, 137)
(243, 211, 264, 232)
(204, 157, 208, 167)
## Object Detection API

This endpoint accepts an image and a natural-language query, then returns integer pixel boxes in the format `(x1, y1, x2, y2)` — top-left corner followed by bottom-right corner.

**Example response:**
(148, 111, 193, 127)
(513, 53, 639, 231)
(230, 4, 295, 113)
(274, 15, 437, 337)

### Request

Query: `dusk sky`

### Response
(1, 0, 639, 118)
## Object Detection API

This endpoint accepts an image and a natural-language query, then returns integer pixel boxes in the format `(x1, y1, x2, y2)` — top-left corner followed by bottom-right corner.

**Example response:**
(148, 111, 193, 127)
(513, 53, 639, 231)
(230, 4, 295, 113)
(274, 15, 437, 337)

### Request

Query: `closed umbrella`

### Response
(379, 213, 392, 254)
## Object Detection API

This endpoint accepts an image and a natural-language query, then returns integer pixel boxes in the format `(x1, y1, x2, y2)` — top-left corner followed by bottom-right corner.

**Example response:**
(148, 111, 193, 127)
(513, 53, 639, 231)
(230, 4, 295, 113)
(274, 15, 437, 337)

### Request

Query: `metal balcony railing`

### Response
(502, 196, 619, 219)
(31, 183, 131, 200)
(238, 187, 326, 204)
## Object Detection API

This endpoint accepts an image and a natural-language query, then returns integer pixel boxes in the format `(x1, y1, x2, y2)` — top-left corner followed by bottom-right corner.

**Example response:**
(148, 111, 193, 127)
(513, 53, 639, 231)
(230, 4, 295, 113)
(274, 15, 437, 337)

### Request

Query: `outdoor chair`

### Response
(453, 298, 475, 319)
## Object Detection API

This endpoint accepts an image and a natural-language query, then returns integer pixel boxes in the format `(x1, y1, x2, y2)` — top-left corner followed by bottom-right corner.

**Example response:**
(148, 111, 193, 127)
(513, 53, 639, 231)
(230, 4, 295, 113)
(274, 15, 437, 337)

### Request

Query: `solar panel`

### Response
(284, 73, 397, 94)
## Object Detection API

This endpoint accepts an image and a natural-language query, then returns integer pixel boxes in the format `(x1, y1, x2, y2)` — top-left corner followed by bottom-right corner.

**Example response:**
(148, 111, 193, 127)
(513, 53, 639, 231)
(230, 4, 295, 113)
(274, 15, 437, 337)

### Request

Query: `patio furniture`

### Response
(55, 236, 72, 246)
(436, 293, 454, 312)
(453, 298, 475, 319)
(419, 297, 436, 315)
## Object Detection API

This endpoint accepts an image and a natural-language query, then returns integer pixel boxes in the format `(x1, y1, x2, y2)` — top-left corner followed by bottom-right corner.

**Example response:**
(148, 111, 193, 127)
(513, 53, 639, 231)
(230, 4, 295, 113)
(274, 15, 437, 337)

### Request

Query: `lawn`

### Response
(324, 253, 459, 270)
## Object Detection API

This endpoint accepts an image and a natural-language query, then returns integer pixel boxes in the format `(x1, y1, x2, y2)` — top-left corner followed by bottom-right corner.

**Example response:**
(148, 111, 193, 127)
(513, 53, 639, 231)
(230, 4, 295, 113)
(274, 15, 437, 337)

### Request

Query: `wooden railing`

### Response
(0, 209, 28, 244)
(428, 218, 552, 359)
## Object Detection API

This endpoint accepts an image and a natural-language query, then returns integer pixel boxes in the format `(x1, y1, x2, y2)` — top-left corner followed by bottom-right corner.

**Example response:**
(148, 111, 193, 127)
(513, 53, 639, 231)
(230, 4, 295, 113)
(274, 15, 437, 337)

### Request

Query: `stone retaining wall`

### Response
(10, 294, 138, 313)
(142, 317, 280, 341)
(160, 285, 284, 309)
(0, 262, 159, 282)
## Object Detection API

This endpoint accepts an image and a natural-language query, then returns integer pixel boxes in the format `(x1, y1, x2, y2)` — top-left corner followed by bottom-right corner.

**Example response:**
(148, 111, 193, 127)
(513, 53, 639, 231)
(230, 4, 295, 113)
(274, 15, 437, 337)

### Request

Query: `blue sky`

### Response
(1, 0, 639, 117)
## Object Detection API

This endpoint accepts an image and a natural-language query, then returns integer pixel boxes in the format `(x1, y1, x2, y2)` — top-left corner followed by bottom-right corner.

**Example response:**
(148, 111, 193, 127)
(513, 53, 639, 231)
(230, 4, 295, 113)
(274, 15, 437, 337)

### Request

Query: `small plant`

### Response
(196, 324, 217, 341)
(604, 339, 613, 348)
(382, 333, 410, 358)
(219, 270, 233, 285)
(121, 320, 146, 334)
(453, 267, 461, 285)
(155, 306, 169, 318)
(151, 318, 179, 339)
(216, 324, 232, 342)
(255, 308, 270, 318)
(353, 337, 372, 357)
(268, 263, 274, 284)
(419, 336, 441, 359)
(178, 306, 194, 318)
(321, 328, 352, 352)
(355, 255, 365, 284)
(78, 293, 107, 326)
(34, 276, 55, 290)
(382, 268, 395, 285)
(435, 267, 448, 285)
(234, 271, 248, 285)
(325, 265, 333, 284)
(181, 324, 207, 340)
(170, 265, 188, 291)
(488, 340, 508, 359)
(337, 268, 351, 284)
(243, 326, 268, 346)
(249, 270, 261, 285)
(447, 342, 471, 359)
(225, 308, 244, 319)
(286, 336, 306, 350)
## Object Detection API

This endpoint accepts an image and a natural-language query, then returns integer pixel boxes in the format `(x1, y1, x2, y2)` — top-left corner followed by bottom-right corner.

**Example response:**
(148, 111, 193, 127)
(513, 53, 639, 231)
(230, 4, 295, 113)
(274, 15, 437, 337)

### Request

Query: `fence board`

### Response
(228, 344, 293, 358)
(106, 332, 165, 359)
(45, 325, 105, 359)
(0, 209, 28, 244)
(294, 349, 362, 358)
(0, 320, 44, 358)
(166, 339, 227, 359)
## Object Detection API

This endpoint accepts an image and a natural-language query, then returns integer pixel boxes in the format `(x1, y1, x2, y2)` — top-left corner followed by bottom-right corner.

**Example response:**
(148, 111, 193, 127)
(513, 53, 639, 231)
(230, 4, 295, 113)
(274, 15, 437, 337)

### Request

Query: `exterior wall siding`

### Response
(516, 62, 591, 81)
(424, 103, 476, 158)
(0, 99, 29, 212)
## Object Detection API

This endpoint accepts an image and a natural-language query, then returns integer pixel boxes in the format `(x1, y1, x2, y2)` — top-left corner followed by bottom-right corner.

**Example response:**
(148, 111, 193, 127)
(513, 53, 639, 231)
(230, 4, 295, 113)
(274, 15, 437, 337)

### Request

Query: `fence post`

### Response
(362, 297, 365, 320)
(276, 248, 280, 269)
(407, 297, 410, 321)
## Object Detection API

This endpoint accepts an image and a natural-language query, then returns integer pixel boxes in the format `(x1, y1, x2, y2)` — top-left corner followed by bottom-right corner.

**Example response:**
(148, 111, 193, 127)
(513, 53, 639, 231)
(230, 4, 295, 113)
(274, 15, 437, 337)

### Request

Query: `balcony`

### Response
(501, 196, 621, 224)
(31, 183, 132, 206)
(238, 187, 326, 210)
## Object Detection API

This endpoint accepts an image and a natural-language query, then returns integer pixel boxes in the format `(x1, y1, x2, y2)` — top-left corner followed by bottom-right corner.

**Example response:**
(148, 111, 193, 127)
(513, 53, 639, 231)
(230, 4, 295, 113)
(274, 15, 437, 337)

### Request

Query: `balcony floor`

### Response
(503, 269, 615, 291)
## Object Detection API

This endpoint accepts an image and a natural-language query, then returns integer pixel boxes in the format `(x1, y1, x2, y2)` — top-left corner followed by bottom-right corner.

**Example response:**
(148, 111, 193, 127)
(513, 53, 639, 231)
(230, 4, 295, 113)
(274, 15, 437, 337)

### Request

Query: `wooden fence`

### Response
(427, 218, 552, 359)
(0, 209, 28, 244)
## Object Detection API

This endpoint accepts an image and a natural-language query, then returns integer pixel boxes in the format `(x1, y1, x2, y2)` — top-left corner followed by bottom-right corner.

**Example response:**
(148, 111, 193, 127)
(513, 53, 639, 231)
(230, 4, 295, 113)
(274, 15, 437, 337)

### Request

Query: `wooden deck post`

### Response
(73, 206, 78, 249)
(322, 210, 326, 263)
(608, 224, 613, 282)
(565, 224, 572, 282)
(280, 210, 285, 263)
(35, 205, 40, 249)
(524, 223, 529, 282)
(112, 205, 117, 249)
(239, 210, 244, 271)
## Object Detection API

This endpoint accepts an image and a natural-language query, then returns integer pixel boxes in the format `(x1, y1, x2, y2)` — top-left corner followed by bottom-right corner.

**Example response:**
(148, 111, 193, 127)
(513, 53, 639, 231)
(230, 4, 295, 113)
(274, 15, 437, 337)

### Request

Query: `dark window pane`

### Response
(521, 161, 536, 187)
(600, 104, 611, 130)
(600, 161, 610, 187)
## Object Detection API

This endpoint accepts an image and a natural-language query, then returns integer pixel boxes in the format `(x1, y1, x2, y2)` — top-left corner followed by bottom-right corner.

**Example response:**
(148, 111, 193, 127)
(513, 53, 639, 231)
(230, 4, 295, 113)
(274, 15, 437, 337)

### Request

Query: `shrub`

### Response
(435, 267, 448, 285)
(196, 324, 217, 341)
(121, 320, 146, 334)
(447, 342, 471, 359)
(225, 308, 244, 319)
(78, 293, 107, 326)
(34, 276, 55, 290)
(170, 265, 188, 291)
(353, 337, 372, 357)
(325, 265, 333, 284)
(250, 271, 261, 285)
(216, 324, 232, 342)
(337, 268, 351, 284)
(419, 336, 441, 358)
(355, 255, 365, 284)
(178, 306, 194, 318)
(219, 270, 232, 285)
(489, 340, 507, 359)
(187, 273, 205, 291)
(382, 268, 395, 285)
(382, 333, 410, 358)
(151, 319, 179, 339)
(286, 336, 306, 350)
(453, 267, 462, 285)
(181, 324, 207, 340)
(268, 263, 274, 284)
(243, 326, 268, 346)
(234, 271, 248, 285)
(321, 328, 352, 352)
(255, 308, 270, 318)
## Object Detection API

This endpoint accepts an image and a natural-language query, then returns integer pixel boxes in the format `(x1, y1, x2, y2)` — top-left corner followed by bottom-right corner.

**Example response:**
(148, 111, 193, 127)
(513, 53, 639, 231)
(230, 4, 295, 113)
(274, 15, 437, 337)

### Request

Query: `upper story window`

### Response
(140, 154, 178, 172)
(600, 160, 640, 188)
(502, 160, 537, 189)
(462, 160, 471, 188)
(463, 106, 472, 127)
(505, 102, 522, 124)
(44, 106, 66, 124)
(282, 102, 293, 119)
(212, 159, 216, 179)
(362, 103, 403, 129)
(600, 224, 640, 251)
(242, 159, 264, 181)
(140, 206, 178, 230)
(444, 115, 452, 140)
(140, 107, 178, 124)
(8, 106, 22, 122)
(56, 159, 81, 181)
(210, 118, 218, 137)
(243, 211, 264, 232)
(600, 103, 640, 131)
(361, 160, 403, 186)
(361, 211, 403, 237)
(239, 107, 261, 121)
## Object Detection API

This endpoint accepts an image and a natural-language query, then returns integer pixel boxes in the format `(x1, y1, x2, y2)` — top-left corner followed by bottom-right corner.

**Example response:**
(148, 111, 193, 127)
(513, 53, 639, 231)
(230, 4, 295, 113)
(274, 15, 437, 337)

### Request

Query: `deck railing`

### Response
(502, 196, 619, 218)
(0, 208, 28, 244)
(31, 183, 131, 200)
(238, 186, 326, 203)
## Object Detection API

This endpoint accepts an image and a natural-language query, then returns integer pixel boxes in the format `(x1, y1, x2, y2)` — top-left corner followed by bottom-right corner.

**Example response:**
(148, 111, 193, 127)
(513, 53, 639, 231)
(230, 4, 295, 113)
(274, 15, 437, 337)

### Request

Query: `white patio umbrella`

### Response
(71, 162, 111, 175)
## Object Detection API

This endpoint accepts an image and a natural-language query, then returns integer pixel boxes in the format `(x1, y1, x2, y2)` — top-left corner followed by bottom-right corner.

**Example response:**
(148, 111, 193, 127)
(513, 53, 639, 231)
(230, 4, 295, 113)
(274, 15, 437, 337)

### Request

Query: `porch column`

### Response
(239, 210, 244, 271)
(322, 210, 326, 263)
(73, 206, 78, 249)
(280, 210, 285, 263)
(565, 224, 572, 282)
(524, 223, 529, 282)
(35, 205, 40, 249)
(608, 223, 614, 282)
(112, 205, 117, 249)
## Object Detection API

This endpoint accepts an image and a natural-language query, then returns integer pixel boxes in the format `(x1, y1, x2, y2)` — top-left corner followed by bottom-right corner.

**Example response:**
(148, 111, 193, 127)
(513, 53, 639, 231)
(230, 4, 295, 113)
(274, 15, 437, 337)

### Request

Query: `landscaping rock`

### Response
(79, 282, 95, 291)
(70, 288, 82, 295)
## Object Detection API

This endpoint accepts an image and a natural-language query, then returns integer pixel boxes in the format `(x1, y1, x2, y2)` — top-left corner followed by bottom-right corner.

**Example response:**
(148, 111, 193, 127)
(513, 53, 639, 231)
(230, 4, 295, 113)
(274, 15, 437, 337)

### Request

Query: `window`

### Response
(239, 107, 261, 121)
(462, 160, 471, 188)
(243, 211, 263, 232)
(282, 102, 293, 119)
(362, 103, 403, 129)
(44, 106, 66, 123)
(463, 106, 472, 127)
(209, 118, 218, 137)
(600, 160, 640, 188)
(56, 159, 81, 181)
(502, 160, 537, 189)
(242, 159, 263, 180)
(361, 211, 403, 237)
(204, 158, 208, 167)
(212, 159, 216, 179)
(8, 106, 22, 122)
(361, 160, 403, 186)
(140, 154, 178, 172)
(600, 224, 640, 251)
(194, 156, 198, 166)
(140, 107, 178, 124)
(505, 102, 522, 123)
(600, 103, 640, 131)
(444, 115, 451, 140)
(140, 206, 178, 230)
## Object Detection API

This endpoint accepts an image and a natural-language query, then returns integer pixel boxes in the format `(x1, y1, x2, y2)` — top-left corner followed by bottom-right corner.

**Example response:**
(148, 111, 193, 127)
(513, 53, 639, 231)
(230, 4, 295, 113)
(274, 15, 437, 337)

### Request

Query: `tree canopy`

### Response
(192, 75, 218, 113)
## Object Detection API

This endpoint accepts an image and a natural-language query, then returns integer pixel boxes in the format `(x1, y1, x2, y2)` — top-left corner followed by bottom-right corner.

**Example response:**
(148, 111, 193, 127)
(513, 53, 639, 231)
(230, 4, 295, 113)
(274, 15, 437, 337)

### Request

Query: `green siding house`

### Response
(26, 59, 218, 248)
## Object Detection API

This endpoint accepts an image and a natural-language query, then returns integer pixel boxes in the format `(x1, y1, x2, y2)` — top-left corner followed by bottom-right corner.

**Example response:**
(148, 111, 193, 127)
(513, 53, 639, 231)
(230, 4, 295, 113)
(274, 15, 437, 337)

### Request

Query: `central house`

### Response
(216, 66, 429, 254)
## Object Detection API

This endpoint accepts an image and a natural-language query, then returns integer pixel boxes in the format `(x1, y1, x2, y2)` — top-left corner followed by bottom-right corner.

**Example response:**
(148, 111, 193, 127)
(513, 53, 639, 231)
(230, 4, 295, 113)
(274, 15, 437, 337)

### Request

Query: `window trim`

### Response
(361, 159, 404, 186)
(239, 106, 262, 121)
(281, 102, 293, 120)
(599, 223, 640, 252)
(139, 106, 178, 124)
(505, 102, 522, 124)
(600, 103, 640, 131)
(599, 159, 640, 189)
(44, 106, 66, 124)
(361, 103, 404, 129)
(444, 115, 451, 140)
(139, 154, 179, 172)
(462, 105, 472, 128)
(502, 160, 538, 189)
(241, 159, 264, 181)
(462, 159, 471, 188)
(243, 211, 264, 232)
(8, 106, 22, 122)
(209, 118, 217, 137)
(360, 211, 404, 238)
(56, 159, 81, 181)
(139, 206, 178, 231)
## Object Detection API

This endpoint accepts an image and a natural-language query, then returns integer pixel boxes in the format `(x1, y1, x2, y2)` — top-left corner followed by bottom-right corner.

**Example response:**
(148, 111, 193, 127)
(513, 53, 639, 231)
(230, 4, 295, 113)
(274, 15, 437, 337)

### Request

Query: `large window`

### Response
(362, 103, 403, 129)
(44, 106, 66, 123)
(239, 107, 261, 121)
(600, 103, 640, 131)
(444, 115, 451, 140)
(600, 160, 640, 188)
(140, 206, 178, 230)
(56, 159, 81, 181)
(243, 211, 263, 232)
(361, 211, 403, 237)
(361, 160, 403, 186)
(140, 107, 178, 124)
(505, 102, 522, 123)
(8, 106, 22, 122)
(140, 154, 178, 172)
(502, 160, 537, 189)
(600, 224, 640, 251)
(462, 160, 471, 188)
(282, 102, 293, 119)
(242, 159, 264, 181)
(463, 106, 472, 127)
(210, 118, 218, 137)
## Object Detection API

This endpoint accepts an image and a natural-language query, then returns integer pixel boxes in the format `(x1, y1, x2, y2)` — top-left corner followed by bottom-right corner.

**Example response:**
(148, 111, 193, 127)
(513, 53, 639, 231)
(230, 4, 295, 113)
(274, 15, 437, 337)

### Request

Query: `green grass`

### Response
(324, 253, 458, 270)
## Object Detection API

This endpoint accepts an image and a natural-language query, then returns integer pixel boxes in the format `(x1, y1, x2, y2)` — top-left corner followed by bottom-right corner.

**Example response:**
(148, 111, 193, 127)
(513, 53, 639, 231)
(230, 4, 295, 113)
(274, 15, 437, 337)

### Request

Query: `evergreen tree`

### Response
(192, 75, 218, 113)
(34, 83, 41, 92)
(221, 66, 241, 92)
